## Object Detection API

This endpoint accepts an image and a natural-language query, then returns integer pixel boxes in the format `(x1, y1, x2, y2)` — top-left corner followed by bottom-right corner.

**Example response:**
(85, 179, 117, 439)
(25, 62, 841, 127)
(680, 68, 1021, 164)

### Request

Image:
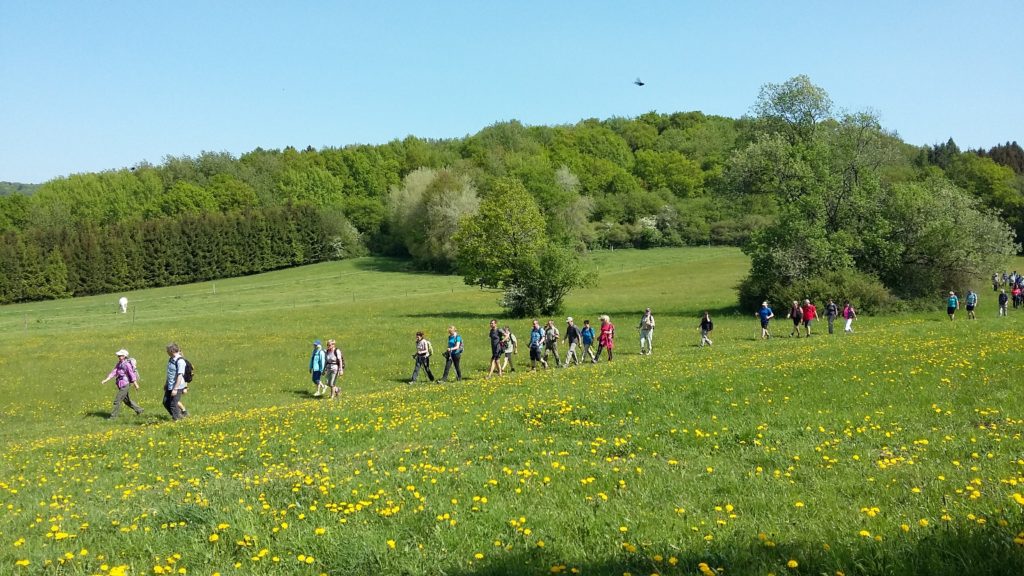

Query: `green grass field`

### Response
(1, 247, 1023, 576)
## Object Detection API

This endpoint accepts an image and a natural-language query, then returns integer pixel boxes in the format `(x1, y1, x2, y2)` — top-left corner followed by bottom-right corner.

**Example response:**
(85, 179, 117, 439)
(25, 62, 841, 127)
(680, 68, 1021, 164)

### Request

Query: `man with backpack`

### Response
(164, 343, 189, 421)
(529, 319, 547, 370)
(543, 320, 562, 368)
(638, 308, 655, 355)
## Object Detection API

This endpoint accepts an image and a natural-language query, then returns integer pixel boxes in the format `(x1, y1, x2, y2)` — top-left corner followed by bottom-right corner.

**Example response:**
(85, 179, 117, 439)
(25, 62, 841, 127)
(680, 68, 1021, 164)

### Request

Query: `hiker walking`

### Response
(543, 320, 562, 368)
(528, 319, 547, 370)
(310, 340, 326, 396)
(946, 291, 959, 321)
(842, 301, 857, 333)
(500, 326, 517, 373)
(101, 349, 143, 419)
(824, 299, 839, 335)
(965, 290, 978, 320)
(756, 302, 774, 340)
(787, 300, 803, 337)
(998, 289, 1009, 317)
(410, 331, 435, 383)
(638, 307, 655, 355)
(595, 315, 615, 362)
(440, 325, 464, 382)
(487, 319, 504, 378)
(564, 317, 583, 366)
(164, 343, 187, 421)
(325, 339, 345, 399)
(699, 312, 714, 347)
(581, 319, 597, 363)
(801, 299, 818, 337)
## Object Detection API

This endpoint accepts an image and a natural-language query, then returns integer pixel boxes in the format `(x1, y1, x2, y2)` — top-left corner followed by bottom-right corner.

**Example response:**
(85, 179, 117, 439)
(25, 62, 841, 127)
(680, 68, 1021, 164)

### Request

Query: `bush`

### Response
(738, 268, 893, 315)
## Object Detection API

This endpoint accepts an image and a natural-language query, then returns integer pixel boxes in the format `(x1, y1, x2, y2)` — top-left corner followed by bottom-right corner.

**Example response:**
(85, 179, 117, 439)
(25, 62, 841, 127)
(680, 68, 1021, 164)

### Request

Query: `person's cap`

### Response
(566, 316, 573, 323)
(949, 291, 954, 295)
(646, 307, 651, 312)
(762, 301, 768, 306)
(313, 340, 322, 346)
(116, 349, 129, 357)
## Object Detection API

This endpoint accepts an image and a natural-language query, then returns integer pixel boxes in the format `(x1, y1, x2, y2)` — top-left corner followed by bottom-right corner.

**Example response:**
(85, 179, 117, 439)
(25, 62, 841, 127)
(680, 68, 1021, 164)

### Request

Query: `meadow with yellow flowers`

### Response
(1, 247, 1022, 575)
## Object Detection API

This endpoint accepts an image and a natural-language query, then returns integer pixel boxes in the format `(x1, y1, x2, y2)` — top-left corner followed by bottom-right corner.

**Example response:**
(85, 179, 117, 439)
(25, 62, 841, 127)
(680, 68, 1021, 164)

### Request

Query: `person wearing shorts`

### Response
(487, 319, 504, 378)
(757, 302, 774, 339)
(324, 339, 344, 399)
(965, 290, 978, 320)
(801, 299, 818, 336)
(309, 340, 326, 396)
(500, 327, 517, 373)
(946, 291, 959, 321)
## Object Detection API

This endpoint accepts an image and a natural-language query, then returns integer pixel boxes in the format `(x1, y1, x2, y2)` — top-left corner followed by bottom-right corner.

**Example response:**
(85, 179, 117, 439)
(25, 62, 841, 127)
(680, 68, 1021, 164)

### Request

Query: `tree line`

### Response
(0, 76, 1021, 311)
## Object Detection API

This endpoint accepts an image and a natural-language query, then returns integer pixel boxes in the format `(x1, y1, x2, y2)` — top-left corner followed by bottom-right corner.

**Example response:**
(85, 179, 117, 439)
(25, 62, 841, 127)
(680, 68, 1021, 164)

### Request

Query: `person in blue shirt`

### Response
(581, 319, 596, 363)
(965, 289, 978, 320)
(529, 319, 548, 370)
(946, 291, 959, 321)
(164, 343, 187, 421)
(439, 325, 463, 382)
(756, 301, 774, 340)
(309, 340, 326, 396)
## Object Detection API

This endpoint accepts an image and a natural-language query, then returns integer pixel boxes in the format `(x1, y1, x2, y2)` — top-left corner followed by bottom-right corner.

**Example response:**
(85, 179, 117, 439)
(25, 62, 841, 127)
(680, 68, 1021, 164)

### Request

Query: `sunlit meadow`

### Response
(1, 247, 1022, 575)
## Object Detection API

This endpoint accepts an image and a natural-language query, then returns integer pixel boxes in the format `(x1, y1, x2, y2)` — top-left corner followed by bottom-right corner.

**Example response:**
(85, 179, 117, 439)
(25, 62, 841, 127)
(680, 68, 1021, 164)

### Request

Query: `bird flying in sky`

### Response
(634, 78, 645, 86)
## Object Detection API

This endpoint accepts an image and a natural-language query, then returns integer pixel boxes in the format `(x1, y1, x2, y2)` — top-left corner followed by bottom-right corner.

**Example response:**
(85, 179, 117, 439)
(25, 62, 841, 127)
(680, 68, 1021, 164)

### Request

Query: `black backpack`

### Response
(178, 357, 195, 383)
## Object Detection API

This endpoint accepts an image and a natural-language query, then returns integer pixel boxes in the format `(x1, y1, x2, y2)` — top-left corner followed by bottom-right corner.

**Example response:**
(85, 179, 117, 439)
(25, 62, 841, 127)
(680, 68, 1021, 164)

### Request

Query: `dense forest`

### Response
(1, 76, 1022, 307)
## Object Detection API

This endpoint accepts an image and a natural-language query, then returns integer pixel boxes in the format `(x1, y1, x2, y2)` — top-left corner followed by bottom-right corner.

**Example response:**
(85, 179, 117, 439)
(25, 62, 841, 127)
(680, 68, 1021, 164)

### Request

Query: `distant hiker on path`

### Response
(440, 325, 464, 382)
(487, 319, 504, 378)
(824, 298, 839, 335)
(638, 307, 655, 355)
(324, 339, 345, 399)
(164, 343, 187, 421)
(998, 289, 1008, 317)
(946, 291, 959, 321)
(543, 320, 562, 368)
(965, 290, 978, 320)
(410, 331, 434, 383)
(529, 319, 547, 370)
(787, 300, 803, 338)
(757, 302, 774, 340)
(101, 349, 142, 419)
(500, 326, 517, 373)
(581, 319, 597, 363)
(843, 301, 857, 333)
(595, 315, 615, 361)
(310, 340, 326, 396)
(801, 299, 818, 337)
(699, 311, 714, 347)
(564, 317, 582, 366)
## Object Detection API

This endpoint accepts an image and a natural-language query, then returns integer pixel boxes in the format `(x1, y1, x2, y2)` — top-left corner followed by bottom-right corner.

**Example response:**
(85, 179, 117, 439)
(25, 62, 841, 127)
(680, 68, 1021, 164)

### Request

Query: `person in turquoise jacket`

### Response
(309, 340, 326, 396)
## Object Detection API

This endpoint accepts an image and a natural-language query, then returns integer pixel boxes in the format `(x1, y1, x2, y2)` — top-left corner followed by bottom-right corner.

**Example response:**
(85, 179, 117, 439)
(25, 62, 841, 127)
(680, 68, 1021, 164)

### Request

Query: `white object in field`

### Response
(119, 296, 128, 313)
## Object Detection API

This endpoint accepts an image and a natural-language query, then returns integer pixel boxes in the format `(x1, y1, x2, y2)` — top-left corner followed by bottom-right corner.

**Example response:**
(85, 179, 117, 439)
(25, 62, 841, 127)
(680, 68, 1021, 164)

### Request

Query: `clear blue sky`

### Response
(2, 0, 1021, 183)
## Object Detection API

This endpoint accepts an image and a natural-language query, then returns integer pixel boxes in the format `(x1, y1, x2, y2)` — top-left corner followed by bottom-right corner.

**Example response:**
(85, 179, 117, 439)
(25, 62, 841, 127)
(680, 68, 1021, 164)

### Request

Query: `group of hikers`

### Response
(100, 279, 1020, 419)
(406, 312, 633, 384)
(990, 270, 1024, 312)
(755, 298, 856, 339)
(99, 343, 192, 421)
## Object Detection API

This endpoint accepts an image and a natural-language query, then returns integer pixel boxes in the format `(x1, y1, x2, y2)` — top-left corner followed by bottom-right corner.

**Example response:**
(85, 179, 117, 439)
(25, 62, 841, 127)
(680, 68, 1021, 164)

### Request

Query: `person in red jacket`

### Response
(801, 299, 819, 337)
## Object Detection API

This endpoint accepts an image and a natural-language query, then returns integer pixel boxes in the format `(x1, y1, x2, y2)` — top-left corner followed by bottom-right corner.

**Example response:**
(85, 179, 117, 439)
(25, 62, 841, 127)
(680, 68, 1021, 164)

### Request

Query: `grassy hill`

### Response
(1, 247, 1023, 575)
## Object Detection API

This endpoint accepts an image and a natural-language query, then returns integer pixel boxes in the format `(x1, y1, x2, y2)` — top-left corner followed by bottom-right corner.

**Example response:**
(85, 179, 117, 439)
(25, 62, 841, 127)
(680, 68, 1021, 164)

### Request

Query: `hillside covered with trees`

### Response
(1, 76, 1021, 309)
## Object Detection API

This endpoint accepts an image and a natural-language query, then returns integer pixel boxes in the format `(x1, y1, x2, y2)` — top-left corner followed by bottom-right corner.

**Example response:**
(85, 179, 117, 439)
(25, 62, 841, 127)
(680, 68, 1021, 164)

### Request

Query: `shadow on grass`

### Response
(83, 410, 110, 419)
